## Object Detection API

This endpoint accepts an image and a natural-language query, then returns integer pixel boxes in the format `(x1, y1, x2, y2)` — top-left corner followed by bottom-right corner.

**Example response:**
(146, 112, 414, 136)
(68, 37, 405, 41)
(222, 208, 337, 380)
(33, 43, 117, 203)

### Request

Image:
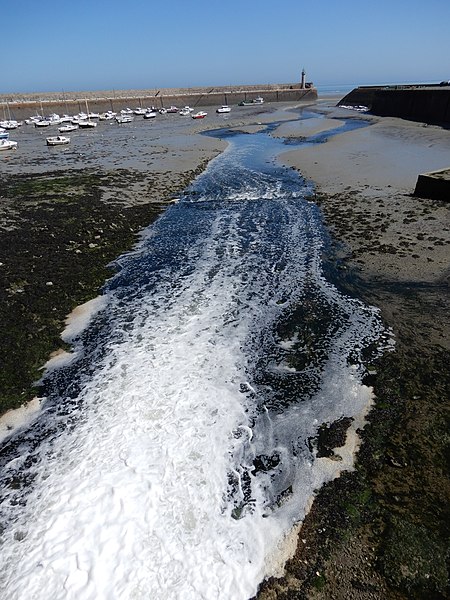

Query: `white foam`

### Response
(0, 397, 42, 444)
(61, 296, 107, 342)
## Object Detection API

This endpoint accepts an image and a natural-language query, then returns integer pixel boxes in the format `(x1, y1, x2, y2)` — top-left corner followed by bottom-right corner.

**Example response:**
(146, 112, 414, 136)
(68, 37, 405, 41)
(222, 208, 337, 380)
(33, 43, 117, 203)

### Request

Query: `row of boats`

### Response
(0, 97, 264, 151)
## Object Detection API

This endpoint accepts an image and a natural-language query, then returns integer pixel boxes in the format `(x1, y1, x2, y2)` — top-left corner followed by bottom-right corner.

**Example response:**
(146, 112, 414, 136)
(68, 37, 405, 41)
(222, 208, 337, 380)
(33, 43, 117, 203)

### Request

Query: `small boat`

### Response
(158, 108, 167, 114)
(34, 119, 51, 127)
(0, 139, 18, 150)
(179, 108, 191, 116)
(0, 128, 9, 140)
(47, 113, 62, 125)
(253, 96, 264, 104)
(238, 100, 254, 106)
(116, 115, 134, 124)
(78, 119, 97, 128)
(192, 111, 207, 119)
(59, 124, 78, 133)
(120, 108, 134, 115)
(216, 105, 231, 113)
(143, 110, 157, 119)
(0, 120, 20, 129)
(25, 115, 43, 125)
(46, 135, 70, 146)
(99, 111, 116, 120)
(134, 108, 147, 115)
(165, 106, 178, 113)
(78, 100, 97, 127)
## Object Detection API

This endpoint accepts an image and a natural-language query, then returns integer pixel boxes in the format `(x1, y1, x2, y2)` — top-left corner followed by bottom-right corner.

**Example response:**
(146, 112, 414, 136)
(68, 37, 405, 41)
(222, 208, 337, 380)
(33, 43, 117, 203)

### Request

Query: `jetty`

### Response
(338, 83, 450, 126)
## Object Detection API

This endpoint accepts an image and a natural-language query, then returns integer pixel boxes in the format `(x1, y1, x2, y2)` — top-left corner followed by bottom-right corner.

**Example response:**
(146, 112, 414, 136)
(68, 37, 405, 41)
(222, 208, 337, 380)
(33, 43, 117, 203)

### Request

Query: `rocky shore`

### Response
(1, 98, 449, 598)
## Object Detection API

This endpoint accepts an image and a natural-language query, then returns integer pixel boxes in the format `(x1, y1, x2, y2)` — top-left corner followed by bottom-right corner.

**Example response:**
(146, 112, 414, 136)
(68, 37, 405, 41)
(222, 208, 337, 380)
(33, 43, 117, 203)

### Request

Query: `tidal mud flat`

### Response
(0, 99, 449, 598)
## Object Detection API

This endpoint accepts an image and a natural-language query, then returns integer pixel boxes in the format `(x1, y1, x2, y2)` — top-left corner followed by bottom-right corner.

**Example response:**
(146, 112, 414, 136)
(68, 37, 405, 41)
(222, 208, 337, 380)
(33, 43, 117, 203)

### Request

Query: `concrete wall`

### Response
(2, 84, 317, 119)
(414, 169, 450, 201)
(338, 85, 450, 125)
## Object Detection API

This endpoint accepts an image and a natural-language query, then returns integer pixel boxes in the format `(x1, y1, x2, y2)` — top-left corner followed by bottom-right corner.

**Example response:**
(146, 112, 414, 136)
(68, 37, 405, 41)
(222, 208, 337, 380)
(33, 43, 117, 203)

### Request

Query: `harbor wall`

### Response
(338, 85, 450, 125)
(1, 83, 317, 119)
(414, 168, 450, 201)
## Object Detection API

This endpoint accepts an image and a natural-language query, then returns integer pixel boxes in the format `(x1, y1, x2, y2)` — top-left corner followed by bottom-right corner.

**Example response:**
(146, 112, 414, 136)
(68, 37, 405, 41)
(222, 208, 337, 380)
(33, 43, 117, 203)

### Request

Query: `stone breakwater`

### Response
(1, 82, 317, 119)
(339, 84, 450, 125)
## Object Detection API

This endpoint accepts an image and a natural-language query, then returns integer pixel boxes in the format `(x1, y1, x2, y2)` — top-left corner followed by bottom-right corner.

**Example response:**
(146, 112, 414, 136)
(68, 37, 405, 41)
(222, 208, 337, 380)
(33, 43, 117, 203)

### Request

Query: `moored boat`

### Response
(192, 111, 207, 119)
(115, 115, 134, 124)
(46, 135, 70, 146)
(216, 105, 231, 113)
(143, 110, 157, 119)
(99, 111, 116, 120)
(59, 124, 78, 133)
(0, 120, 20, 129)
(0, 139, 18, 150)
(78, 120, 97, 128)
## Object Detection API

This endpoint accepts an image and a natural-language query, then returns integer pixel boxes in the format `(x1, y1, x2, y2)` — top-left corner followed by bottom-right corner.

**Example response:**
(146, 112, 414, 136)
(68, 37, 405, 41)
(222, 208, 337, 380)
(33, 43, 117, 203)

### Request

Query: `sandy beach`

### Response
(1, 97, 449, 598)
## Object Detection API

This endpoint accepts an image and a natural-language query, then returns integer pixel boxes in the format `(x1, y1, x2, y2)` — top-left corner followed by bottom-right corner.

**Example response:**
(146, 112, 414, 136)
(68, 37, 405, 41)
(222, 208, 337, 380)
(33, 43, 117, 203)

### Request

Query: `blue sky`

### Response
(2, 0, 449, 94)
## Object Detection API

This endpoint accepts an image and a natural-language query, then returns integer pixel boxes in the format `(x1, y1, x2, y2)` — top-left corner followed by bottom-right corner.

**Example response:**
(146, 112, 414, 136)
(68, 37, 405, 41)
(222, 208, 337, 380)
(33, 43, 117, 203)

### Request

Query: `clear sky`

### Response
(2, 0, 449, 94)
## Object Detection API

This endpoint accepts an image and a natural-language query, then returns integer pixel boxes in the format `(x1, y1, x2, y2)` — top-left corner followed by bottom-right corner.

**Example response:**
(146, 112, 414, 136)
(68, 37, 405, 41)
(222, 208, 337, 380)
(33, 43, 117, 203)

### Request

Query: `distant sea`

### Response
(316, 83, 358, 97)
(316, 80, 431, 98)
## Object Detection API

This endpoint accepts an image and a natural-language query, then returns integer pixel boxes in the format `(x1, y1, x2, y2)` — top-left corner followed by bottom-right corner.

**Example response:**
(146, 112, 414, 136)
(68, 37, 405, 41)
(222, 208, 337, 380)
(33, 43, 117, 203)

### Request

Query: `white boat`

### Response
(120, 108, 134, 115)
(0, 128, 8, 139)
(253, 96, 264, 104)
(0, 120, 20, 129)
(47, 113, 62, 125)
(46, 135, 70, 146)
(143, 110, 157, 119)
(115, 115, 134, 124)
(216, 105, 231, 113)
(78, 100, 97, 127)
(0, 139, 18, 150)
(179, 108, 191, 116)
(34, 119, 51, 127)
(25, 115, 43, 125)
(78, 119, 97, 128)
(134, 108, 147, 115)
(99, 111, 116, 120)
(158, 108, 167, 114)
(59, 124, 78, 132)
(192, 111, 207, 119)
(165, 106, 178, 113)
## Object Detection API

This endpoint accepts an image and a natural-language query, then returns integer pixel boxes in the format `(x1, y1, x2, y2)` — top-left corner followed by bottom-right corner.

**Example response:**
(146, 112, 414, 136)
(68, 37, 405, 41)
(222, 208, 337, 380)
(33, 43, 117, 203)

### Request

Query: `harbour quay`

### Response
(1, 82, 317, 120)
(339, 83, 450, 125)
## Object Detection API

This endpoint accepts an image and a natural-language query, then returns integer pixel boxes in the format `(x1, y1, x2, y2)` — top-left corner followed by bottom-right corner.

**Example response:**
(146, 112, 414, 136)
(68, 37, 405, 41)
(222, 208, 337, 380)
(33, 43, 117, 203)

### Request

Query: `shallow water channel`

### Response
(0, 118, 388, 599)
